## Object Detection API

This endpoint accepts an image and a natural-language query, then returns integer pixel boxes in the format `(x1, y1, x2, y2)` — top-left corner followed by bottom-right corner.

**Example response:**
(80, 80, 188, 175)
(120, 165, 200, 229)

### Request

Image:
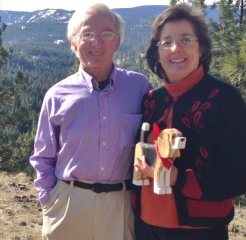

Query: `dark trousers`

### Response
(135, 216, 228, 240)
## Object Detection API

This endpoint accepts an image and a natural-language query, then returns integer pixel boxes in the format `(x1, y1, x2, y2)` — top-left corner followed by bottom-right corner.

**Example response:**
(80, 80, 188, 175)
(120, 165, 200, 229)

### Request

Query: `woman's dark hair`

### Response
(146, 4, 212, 79)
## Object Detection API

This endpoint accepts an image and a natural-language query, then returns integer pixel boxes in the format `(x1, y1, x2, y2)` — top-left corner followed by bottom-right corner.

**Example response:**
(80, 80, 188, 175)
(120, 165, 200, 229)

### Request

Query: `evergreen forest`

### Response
(0, 0, 245, 206)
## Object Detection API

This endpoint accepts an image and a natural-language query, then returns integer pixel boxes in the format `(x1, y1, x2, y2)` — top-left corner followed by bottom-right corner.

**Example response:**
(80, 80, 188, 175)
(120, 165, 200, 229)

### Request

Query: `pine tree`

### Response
(0, 17, 35, 174)
(210, 0, 246, 89)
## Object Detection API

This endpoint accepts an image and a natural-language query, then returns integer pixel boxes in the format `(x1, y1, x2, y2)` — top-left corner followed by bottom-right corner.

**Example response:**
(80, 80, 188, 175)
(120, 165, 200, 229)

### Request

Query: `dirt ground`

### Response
(0, 170, 245, 240)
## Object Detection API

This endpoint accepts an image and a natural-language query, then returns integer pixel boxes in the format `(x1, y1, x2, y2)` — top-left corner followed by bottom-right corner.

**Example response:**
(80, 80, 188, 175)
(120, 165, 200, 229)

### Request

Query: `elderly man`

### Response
(30, 3, 151, 240)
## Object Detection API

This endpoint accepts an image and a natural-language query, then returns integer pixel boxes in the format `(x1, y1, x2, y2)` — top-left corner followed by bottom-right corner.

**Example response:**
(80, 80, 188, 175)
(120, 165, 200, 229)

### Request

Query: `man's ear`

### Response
(69, 36, 77, 52)
(114, 37, 121, 51)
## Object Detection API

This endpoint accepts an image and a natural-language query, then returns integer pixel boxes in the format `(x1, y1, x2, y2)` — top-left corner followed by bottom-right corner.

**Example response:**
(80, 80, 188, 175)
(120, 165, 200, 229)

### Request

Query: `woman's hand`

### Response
(134, 156, 179, 187)
(134, 156, 154, 179)
(170, 165, 178, 187)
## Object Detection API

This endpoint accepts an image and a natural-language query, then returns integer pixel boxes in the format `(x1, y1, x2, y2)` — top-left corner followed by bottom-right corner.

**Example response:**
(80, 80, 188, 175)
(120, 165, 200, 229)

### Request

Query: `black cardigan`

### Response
(134, 73, 246, 227)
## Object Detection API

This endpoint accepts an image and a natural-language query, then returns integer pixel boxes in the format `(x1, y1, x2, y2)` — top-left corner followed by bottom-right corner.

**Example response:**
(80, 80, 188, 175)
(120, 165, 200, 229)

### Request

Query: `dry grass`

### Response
(0, 170, 245, 240)
(229, 206, 246, 240)
(0, 171, 42, 240)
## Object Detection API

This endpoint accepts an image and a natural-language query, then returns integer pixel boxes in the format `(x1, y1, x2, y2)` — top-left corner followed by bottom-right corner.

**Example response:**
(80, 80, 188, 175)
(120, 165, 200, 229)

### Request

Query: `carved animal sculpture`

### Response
(133, 123, 186, 194)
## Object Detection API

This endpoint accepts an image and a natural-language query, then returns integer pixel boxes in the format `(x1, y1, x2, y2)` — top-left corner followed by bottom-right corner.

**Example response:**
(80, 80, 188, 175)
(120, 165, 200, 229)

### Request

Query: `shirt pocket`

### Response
(119, 113, 142, 146)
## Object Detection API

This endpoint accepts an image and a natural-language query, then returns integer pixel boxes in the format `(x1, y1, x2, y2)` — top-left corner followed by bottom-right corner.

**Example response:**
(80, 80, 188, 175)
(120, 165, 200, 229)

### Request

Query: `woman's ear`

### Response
(199, 45, 203, 58)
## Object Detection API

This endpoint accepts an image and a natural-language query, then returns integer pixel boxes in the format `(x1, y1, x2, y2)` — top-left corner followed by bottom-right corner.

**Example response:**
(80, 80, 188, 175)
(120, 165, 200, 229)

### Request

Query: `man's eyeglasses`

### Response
(77, 31, 119, 42)
(157, 37, 198, 49)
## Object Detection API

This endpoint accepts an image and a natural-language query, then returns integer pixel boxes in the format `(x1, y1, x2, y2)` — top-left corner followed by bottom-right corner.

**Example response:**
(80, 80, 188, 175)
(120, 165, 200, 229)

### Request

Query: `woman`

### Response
(133, 4, 246, 240)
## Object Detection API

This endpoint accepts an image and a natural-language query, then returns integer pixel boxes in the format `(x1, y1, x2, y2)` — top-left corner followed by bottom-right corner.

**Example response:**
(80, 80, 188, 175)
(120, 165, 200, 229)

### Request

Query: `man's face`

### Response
(71, 12, 120, 79)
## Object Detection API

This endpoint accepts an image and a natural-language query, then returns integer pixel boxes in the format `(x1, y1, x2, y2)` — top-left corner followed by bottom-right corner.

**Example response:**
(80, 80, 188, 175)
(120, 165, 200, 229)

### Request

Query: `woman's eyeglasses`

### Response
(157, 37, 198, 49)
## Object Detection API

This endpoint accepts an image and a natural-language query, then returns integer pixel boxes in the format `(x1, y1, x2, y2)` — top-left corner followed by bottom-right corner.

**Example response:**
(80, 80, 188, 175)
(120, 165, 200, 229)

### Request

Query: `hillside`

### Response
(0, 6, 219, 85)
(0, 171, 245, 240)
(1, 6, 168, 93)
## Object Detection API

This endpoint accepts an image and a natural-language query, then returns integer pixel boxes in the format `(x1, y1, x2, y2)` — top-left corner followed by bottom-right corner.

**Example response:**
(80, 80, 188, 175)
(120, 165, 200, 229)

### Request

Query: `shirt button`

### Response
(102, 116, 107, 120)
(101, 166, 105, 171)
(102, 141, 106, 146)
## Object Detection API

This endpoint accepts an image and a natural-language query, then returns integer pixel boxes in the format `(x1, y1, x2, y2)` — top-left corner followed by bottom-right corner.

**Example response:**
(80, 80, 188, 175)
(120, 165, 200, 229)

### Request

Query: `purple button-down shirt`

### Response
(30, 66, 151, 205)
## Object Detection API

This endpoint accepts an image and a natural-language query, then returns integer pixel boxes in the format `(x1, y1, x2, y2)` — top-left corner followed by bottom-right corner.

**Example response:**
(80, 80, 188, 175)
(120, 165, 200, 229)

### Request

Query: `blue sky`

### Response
(0, 0, 214, 12)
(1, 0, 170, 11)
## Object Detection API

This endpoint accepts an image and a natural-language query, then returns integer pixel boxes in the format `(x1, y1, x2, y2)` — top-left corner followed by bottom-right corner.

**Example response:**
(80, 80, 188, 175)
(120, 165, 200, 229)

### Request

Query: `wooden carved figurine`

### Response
(133, 123, 186, 194)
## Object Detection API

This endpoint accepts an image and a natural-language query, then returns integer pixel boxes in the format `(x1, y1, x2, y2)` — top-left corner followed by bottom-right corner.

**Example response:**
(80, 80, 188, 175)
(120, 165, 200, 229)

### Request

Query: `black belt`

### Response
(62, 179, 132, 193)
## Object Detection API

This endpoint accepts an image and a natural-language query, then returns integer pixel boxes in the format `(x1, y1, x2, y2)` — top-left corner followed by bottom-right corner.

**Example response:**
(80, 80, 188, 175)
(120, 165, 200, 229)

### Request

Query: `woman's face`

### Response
(158, 20, 201, 83)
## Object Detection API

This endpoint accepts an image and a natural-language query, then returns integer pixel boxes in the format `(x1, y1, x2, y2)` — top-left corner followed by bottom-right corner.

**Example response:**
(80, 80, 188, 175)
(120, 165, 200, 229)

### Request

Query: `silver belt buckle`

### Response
(121, 181, 126, 191)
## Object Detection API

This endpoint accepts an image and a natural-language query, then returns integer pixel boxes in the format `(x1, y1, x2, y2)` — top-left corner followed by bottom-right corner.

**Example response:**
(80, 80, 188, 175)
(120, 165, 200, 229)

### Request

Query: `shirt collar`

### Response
(78, 64, 117, 93)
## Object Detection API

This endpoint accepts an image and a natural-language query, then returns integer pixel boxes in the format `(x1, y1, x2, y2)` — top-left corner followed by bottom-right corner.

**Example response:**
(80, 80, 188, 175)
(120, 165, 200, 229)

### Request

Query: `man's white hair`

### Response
(67, 3, 125, 45)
